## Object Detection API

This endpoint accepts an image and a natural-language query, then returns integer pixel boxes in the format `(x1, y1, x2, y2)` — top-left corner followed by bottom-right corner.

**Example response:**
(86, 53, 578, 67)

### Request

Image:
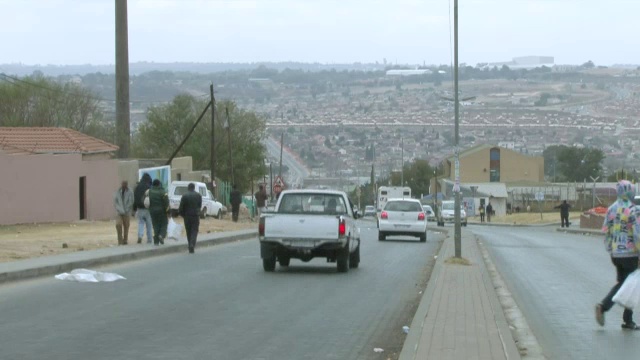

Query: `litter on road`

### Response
(54, 269, 126, 283)
(374, 348, 384, 353)
(402, 326, 410, 334)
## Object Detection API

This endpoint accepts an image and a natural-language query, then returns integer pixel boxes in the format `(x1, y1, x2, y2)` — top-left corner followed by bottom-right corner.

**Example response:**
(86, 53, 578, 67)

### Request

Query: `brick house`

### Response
(0, 127, 119, 225)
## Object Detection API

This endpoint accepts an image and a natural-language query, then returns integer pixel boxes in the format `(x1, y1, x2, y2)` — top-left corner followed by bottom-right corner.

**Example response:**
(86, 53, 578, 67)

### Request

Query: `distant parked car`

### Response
(378, 198, 427, 242)
(437, 200, 467, 226)
(422, 205, 436, 221)
(168, 181, 224, 219)
(364, 205, 376, 217)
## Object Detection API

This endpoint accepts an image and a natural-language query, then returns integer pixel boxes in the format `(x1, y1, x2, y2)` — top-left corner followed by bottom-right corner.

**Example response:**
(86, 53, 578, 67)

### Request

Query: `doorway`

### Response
(79, 176, 86, 220)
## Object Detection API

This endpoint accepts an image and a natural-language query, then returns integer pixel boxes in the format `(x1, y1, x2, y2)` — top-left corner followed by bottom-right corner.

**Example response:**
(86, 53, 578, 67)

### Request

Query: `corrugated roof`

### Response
(0, 127, 118, 155)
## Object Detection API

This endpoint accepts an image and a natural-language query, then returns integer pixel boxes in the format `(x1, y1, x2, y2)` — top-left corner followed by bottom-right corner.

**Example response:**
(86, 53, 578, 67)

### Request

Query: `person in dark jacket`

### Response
(230, 185, 243, 222)
(148, 179, 169, 245)
(179, 183, 202, 254)
(486, 202, 493, 222)
(554, 200, 571, 227)
(133, 173, 153, 244)
(254, 185, 268, 217)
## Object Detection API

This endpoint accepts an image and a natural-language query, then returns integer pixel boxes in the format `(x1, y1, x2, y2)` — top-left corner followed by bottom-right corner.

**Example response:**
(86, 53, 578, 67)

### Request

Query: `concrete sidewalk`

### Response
(400, 230, 521, 360)
(0, 229, 257, 284)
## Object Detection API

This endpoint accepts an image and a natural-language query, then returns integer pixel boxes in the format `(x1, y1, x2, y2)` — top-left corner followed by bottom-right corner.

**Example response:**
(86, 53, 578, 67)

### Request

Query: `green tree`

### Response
(388, 159, 433, 196)
(0, 74, 113, 142)
(554, 146, 604, 182)
(133, 94, 267, 191)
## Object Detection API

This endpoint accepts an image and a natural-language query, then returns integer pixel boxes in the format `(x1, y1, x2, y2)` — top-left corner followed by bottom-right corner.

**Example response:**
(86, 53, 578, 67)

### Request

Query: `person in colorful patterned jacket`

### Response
(595, 180, 640, 330)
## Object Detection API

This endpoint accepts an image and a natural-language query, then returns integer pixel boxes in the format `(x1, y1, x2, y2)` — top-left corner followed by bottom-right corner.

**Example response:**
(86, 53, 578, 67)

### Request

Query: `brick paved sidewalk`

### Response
(400, 231, 521, 360)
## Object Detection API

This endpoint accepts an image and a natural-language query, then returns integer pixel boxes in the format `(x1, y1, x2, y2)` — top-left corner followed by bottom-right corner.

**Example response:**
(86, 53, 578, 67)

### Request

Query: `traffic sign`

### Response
(535, 192, 544, 201)
(273, 183, 282, 194)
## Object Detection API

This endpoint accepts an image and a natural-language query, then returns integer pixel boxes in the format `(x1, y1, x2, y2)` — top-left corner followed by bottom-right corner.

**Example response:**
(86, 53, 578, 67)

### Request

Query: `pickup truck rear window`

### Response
(278, 193, 348, 215)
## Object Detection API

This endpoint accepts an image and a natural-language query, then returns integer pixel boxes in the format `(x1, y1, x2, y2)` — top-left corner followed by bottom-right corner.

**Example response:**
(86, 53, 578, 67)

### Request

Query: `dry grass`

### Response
(444, 257, 471, 266)
(0, 216, 255, 263)
(471, 211, 582, 225)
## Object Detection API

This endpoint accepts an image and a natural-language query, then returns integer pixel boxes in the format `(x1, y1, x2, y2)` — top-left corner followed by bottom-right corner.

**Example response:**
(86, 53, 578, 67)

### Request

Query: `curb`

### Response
(477, 237, 545, 359)
(0, 229, 257, 285)
(555, 227, 602, 236)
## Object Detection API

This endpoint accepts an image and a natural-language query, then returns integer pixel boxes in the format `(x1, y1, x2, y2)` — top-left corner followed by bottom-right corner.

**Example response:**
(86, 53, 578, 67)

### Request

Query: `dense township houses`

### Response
(0, 127, 119, 225)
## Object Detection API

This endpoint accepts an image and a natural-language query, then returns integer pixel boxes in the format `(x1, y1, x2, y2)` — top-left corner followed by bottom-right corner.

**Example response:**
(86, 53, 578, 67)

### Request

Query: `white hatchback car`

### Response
(378, 198, 427, 242)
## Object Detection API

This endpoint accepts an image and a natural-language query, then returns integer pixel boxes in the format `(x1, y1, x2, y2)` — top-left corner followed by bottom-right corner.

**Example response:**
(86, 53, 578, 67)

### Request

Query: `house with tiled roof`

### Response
(0, 127, 118, 158)
(0, 127, 119, 225)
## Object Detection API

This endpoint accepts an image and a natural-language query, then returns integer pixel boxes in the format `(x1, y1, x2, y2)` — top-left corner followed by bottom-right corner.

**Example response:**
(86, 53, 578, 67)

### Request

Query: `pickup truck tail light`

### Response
(338, 218, 346, 236)
(380, 211, 388, 219)
(259, 217, 265, 236)
(418, 212, 425, 221)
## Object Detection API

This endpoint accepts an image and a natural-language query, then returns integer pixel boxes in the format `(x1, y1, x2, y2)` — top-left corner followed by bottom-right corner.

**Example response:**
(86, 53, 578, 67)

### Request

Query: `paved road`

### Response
(473, 226, 640, 360)
(265, 138, 310, 188)
(0, 223, 441, 360)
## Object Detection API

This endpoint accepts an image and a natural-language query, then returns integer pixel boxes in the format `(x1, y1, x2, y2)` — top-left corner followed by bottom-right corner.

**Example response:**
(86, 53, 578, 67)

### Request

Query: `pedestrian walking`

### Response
(179, 183, 202, 254)
(595, 180, 640, 330)
(554, 200, 571, 227)
(230, 185, 243, 222)
(486, 202, 493, 222)
(478, 204, 485, 223)
(113, 180, 134, 245)
(255, 185, 268, 217)
(148, 179, 169, 245)
(134, 173, 153, 244)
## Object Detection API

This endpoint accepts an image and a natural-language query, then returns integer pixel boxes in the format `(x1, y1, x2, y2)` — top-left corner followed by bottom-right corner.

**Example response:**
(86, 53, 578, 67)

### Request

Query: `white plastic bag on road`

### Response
(613, 269, 640, 310)
(167, 218, 183, 240)
(55, 269, 126, 283)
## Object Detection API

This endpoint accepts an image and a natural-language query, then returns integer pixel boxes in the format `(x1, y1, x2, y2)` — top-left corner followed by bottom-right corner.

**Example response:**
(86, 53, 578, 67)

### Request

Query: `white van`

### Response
(168, 181, 224, 219)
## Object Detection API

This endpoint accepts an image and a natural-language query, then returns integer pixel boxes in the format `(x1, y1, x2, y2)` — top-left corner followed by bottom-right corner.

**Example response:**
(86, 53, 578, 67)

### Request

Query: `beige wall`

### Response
(0, 153, 118, 225)
(446, 147, 544, 183)
(118, 160, 140, 186)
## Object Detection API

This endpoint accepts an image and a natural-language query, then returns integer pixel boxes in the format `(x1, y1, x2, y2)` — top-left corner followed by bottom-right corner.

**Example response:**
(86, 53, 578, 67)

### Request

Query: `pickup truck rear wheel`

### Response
(337, 247, 350, 273)
(215, 209, 222, 219)
(419, 233, 427, 242)
(378, 232, 385, 241)
(200, 208, 207, 219)
(349, 244, 360, 268)
(263, 255, 276, 272)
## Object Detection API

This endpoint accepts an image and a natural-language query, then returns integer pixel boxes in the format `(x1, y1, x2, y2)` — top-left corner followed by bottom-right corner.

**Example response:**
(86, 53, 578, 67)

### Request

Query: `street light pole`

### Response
(401, 136, 404, 187)
(453, 0, 462, 258)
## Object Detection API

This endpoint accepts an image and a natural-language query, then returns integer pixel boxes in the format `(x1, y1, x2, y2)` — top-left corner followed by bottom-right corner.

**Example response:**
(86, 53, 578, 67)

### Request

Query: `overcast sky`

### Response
(1, 0, 638, 66)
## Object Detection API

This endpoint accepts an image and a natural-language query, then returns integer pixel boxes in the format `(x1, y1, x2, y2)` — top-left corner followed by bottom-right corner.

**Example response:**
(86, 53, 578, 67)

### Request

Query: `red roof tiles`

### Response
(0, 127, 119, 155)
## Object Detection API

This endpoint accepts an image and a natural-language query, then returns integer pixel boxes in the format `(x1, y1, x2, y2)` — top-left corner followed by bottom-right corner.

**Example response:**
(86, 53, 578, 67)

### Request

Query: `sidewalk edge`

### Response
(477, 237, 547, 359)
(0, 230, 257, 285)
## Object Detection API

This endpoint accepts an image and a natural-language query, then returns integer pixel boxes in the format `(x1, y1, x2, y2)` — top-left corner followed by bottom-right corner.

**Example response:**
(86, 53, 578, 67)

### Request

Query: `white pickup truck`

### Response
(258, 189, 361, 273)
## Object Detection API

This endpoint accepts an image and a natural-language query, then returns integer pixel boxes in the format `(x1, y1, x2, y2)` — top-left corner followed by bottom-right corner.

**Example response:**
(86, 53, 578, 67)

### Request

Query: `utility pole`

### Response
(401, 136, 404, 187)
(115, 0, 130, 158)
(225, 107, 234, 185)
(279, 133, 284, 178)
(210, 83, 216, 183)
(453, 0, 462, 258)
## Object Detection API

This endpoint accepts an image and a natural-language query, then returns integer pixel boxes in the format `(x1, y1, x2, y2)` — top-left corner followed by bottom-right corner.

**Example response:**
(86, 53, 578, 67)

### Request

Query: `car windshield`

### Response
(173, 186, 188, 196)
(423, 206, 433, 213)
(385, 201, 422, 212)
(442, 203, 455, 211)
(365, 206, 375, 211)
